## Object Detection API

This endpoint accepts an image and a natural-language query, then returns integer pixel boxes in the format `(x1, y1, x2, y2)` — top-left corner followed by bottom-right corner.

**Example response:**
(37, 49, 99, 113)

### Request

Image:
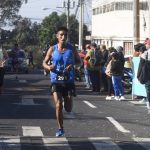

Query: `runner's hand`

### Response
(49, 64, 54, 71)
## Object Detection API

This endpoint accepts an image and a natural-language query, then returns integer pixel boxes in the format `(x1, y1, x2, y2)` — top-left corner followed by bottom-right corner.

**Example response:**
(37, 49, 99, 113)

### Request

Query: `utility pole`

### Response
(67, 0, 70, 31)
(59, 0, 75, 41)
(133, 0, 140, 44)
(78, 0, 84, 51)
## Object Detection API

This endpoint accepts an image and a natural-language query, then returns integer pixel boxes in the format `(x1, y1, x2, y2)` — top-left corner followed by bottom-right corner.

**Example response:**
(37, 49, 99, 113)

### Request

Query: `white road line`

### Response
(22, 95, 49, 99)
(22, 126, 43, 137)
(0, 136, 21, 150)
(106, 117, 130, 133)
(18, 80, 27, 83)
(16, 88, 23, 91)
(133, 137, 150, 150)
(43, 137, 72, 150)
(89, 137, 122, 150)
(13, 97, 44, 106)
(22, 98, 35, 105)
(83, 101, 97, 108)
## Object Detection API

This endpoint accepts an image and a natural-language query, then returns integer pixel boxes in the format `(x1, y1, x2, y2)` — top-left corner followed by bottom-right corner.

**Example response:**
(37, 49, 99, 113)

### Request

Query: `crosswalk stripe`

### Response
(89, 137, 122, 150)
(22, 126, 44, 137)
(0, 136, 21, 150)
(43, 137, 72, 150)
(0, 135, 150, 150)
(133, 137, 150, 150)
(106, 117, 130, 133)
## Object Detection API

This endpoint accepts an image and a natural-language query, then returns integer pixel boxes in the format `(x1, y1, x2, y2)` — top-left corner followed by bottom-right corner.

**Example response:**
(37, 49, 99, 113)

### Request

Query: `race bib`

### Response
(56, 74, 69, 81)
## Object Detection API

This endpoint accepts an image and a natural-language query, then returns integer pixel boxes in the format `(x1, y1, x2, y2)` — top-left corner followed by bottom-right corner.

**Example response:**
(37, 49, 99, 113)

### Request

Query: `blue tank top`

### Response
(50, 43, 75, 84)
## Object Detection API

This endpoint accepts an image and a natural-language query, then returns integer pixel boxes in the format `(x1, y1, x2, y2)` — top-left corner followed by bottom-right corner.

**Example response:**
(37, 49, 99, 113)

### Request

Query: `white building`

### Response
(92, 0, 150, 55)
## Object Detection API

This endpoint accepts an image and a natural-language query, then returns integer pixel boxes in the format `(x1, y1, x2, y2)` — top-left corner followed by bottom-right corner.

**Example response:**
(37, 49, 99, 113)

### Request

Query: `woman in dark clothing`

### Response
(111, 52, 125, 101)
(105, 47, 116, 100)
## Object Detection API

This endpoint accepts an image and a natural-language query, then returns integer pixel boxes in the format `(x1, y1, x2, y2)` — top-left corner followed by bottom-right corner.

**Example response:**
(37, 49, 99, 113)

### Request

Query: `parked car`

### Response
(4, 49, 28, 74)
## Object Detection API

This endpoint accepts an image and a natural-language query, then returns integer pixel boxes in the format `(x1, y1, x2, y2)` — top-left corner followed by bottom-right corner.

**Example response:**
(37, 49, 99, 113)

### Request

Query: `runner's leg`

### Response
(53, 92, 63, 129)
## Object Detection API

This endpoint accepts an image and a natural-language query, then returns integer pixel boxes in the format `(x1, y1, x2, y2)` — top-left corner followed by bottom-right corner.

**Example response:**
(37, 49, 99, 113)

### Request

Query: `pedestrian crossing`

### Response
(0, 135, 149, 150)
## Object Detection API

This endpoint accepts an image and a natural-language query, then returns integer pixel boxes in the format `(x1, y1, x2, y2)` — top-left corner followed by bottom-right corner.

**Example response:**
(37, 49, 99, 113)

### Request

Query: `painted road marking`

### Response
(133, 137, 150, 150)
(106, 117, 130, 133)
(0, 136, 20, 150)
(22, 126, 43, 137)
(43, 137, 72, 150)
(89, 137, 122, 150)
(13, 96, 44, 106)
(83, 100, 97, 108)
(18, 80, 27, 83)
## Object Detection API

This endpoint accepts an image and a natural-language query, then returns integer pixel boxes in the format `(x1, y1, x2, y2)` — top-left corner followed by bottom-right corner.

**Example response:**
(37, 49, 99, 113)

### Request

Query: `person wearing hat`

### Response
(43, 26, 81, 136)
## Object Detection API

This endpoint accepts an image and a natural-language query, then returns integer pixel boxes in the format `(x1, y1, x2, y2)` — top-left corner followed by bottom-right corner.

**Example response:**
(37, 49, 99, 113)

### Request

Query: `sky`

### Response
(18, 0, 92, 25)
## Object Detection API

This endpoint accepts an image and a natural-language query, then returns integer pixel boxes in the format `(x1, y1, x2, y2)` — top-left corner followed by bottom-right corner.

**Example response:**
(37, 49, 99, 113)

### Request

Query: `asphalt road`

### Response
(0, 70, 150, 150)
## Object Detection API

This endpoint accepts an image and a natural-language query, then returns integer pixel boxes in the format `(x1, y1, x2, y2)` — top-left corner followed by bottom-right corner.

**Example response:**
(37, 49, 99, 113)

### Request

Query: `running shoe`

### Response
(56, 129, 65, 137)
(105, 96, 111, 100)
(114, 96, 119, 101)
(119, 96, 125, 101)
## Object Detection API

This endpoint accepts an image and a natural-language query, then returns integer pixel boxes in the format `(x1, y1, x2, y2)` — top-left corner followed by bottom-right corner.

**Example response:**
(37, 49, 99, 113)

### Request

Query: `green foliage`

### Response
(39, 12, 83, 49)
(0, 0, 26, 24)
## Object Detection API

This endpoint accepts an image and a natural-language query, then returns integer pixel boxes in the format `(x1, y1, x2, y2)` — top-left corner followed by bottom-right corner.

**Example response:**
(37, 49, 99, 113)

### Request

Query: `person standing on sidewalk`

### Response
(83, 44, 91, 88)
(84, 43, 102, 93)
(43, 26, 81, 137)
(140, 39, 150, 113)
(0, 48, 8, 94)
(100, 44, 108, 92)
(111, 52, 125, 101)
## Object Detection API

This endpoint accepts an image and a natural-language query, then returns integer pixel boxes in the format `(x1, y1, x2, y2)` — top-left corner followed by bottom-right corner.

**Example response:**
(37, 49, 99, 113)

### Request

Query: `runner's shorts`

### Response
(50, 83, 75, 97)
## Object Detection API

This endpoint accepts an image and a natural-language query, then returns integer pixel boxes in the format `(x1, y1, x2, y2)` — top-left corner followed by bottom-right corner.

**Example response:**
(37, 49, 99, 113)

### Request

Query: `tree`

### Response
(0, 0, 27, 25)
(12, 17, 40, 48)
(38, 12, 89, 49)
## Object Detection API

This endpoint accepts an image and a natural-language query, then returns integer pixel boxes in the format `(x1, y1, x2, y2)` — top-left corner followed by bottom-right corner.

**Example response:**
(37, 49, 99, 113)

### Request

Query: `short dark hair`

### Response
(139, 45, 146, 53)
(134, 43, 144, 52)
(112, 52, 119, 60)
(55, 26, 68, 34)
(91, 42, 97, 48)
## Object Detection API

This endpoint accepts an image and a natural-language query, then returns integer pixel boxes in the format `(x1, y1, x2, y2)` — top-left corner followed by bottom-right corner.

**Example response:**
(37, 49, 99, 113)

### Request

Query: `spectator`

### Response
(111, 52, 125, 100)
(100, 45, 109, 92)
(0, 48, 8, 94)
(83, 44, 91, 88)
(140, 39, 150, 113)
(28, 51, 34, 67)
(11, 43, 20, 79)
(84, 43, 102, 93)
(105, 47, 116, 100)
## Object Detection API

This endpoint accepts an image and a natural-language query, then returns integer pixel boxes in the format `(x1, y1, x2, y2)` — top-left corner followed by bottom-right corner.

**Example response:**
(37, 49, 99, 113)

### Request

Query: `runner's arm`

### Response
(43, 47, 54, 71)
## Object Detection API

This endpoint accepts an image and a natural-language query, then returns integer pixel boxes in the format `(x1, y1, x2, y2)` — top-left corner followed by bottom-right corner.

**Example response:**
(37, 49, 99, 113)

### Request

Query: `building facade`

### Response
(92, 0, 150, 55)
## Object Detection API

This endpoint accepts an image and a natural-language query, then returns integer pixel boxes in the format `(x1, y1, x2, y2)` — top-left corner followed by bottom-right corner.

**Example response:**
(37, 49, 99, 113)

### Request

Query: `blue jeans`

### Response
(84, 68, 91, 87)
(112, 75, 124, 96)
(89, 70, 100, 92)
(145, 81, 150, 103)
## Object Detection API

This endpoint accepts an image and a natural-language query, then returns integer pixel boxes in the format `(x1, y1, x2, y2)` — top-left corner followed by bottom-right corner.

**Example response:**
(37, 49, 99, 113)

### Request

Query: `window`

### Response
(92, 1, 148, 15)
